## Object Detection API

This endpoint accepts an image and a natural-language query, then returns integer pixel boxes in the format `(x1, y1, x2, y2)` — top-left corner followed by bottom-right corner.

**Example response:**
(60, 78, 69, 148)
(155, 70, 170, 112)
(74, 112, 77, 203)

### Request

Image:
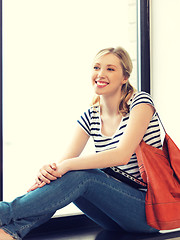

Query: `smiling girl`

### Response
(0, 47, 161, 239)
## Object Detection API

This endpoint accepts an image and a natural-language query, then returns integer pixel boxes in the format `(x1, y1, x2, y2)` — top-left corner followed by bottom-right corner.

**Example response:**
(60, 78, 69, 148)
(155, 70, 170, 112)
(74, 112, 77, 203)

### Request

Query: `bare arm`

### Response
(58, 103, 154, 174)
(58, 125, 90, 162)
(27, 124, 90, 191)
(29, 103, 154, 191)
(38, 124, 90, 182)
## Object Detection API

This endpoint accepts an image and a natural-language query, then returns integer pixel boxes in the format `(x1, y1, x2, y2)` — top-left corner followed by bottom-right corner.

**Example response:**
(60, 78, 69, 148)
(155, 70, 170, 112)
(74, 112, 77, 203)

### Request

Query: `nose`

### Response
(97, 68, 105, 78)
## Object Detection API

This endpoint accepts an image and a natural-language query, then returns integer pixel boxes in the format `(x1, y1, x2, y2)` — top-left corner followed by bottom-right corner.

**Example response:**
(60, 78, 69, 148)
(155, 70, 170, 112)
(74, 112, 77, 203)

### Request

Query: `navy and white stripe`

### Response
(77, 91, 162, 181)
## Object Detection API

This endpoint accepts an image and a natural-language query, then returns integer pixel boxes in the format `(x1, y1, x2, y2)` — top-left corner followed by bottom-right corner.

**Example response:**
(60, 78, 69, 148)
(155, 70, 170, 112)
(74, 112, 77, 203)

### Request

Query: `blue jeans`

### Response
(0, 169, 158, 239)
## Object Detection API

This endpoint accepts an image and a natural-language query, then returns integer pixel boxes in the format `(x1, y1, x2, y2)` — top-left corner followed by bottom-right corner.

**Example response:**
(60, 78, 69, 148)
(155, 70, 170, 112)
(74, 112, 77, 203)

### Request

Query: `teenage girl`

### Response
(0, 47, 161, 239)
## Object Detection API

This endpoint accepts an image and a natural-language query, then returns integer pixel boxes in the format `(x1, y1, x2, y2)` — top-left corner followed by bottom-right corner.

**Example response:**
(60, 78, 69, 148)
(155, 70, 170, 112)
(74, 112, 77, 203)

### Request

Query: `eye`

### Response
(93, 66, 100, 70)
(107, 67, 115, 71)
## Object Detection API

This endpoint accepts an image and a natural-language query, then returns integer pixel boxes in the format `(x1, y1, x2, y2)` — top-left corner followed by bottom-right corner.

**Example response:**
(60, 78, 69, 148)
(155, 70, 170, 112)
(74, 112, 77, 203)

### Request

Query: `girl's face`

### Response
(92, 53, 128, 97)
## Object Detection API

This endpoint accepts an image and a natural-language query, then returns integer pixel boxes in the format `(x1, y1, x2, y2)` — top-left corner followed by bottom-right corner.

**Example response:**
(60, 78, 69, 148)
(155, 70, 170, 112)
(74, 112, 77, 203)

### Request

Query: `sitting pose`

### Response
(0, 47, 161, 239)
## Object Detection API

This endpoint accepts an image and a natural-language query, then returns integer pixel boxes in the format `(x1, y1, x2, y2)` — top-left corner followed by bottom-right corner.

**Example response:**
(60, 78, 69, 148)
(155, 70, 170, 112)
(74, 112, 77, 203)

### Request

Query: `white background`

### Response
(3, 0, 137, 216)
(150, 1, 180, 233)
(151, 0, 180, 146)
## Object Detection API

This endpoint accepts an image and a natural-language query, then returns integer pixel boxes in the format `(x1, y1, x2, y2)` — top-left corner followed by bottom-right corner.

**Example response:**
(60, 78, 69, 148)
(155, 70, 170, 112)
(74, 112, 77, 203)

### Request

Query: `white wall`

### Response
(3, 0, 138, 216)
(151, 0, 180, 146)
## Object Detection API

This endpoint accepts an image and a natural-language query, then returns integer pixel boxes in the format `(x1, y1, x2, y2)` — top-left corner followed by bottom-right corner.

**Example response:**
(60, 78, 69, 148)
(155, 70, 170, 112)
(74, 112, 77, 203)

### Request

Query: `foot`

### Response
(0, 229, 14, 240)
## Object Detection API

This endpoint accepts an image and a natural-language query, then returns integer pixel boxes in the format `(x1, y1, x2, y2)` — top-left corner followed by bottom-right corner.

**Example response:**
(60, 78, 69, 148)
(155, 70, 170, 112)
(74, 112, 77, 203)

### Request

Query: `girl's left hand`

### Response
(27, 161, 70, 192)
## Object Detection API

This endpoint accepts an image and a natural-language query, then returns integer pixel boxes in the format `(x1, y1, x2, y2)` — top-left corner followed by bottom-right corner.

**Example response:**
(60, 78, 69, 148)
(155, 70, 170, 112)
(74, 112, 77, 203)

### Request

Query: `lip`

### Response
(95, 80, 109, 88)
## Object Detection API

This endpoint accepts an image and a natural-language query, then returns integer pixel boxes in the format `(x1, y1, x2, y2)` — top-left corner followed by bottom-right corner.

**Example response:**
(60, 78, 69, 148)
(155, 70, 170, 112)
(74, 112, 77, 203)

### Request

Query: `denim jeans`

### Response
(0, 169, 158, 239)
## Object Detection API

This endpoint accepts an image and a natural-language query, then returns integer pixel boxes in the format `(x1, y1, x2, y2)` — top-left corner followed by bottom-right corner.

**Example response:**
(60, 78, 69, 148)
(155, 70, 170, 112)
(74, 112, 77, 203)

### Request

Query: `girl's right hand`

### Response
(35, 163, 58, 185)
(27, 163, 58, 192)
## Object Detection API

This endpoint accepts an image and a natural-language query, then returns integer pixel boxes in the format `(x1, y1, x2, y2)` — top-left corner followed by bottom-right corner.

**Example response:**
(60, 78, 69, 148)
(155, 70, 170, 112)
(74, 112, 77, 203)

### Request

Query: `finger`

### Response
(38, 182, 46, 188)
(27, 183, 38, 192)
(36, 173, 47, 185)
(35, 176, 42, 185)
(41, 166, 58, 180)
(46, 165, 58, 178)
(38, 172, 51, 184)
(50, 163, 57, 170)
(27, 181, 46, 192)
(40, 169, 57, 181)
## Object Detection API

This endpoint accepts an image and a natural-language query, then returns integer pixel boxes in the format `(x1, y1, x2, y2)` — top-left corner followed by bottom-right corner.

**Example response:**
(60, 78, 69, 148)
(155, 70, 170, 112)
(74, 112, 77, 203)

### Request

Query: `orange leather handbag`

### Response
(136, 115, 180, 230)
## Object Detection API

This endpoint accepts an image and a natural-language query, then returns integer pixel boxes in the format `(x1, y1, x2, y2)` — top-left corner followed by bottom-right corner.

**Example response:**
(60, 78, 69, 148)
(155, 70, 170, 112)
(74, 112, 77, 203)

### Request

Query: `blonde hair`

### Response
(91, 46, 135, 116)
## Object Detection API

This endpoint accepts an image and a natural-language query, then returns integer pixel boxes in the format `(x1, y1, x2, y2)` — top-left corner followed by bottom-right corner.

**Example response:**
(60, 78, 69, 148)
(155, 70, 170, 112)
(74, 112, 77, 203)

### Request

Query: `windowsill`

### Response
(52, 203, 83, 218)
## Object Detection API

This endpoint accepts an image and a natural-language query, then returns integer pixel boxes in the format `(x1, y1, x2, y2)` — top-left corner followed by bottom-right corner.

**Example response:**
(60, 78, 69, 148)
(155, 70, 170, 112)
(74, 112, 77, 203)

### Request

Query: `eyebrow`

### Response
(94, 63, 118, 68)
(107, 64, 117, 68)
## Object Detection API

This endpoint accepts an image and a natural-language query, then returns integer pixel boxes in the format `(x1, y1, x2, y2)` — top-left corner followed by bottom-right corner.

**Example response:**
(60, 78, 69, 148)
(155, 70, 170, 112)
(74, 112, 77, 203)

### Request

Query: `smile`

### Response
(95, 80, 109, 88)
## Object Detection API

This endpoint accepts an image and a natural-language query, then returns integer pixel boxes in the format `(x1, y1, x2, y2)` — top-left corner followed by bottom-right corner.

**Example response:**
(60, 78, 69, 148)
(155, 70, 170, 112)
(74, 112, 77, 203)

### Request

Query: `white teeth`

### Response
(97, 82, 107, 86)
(96, 81, 108, 86)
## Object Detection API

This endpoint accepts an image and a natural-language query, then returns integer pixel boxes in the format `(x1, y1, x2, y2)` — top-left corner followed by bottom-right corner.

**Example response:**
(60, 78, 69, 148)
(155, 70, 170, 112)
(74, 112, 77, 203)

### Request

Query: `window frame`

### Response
(0, 0, 3, 201)
(137, 0, 151, 93)
(0, 0, 150, 231)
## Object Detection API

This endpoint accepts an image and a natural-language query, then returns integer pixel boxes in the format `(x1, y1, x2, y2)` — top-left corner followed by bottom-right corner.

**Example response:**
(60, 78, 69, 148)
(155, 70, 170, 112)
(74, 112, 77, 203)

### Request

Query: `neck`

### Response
(100, 93, 121, 117)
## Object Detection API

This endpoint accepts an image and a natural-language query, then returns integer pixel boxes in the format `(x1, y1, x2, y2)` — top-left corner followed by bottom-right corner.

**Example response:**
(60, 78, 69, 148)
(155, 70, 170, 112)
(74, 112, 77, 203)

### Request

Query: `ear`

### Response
(122, 76, 129, 85)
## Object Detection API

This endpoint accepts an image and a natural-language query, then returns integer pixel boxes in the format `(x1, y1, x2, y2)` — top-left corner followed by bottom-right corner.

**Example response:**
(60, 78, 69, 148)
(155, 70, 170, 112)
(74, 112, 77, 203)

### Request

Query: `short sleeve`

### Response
(77, 109, 92, 136)
(130, 91, 155, 112)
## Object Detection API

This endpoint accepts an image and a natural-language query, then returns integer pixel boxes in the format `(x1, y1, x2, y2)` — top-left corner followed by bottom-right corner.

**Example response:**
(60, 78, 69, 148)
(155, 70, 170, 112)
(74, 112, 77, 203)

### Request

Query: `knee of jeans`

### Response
(65, 169, 97, 179)
(64, 169, 103, 183)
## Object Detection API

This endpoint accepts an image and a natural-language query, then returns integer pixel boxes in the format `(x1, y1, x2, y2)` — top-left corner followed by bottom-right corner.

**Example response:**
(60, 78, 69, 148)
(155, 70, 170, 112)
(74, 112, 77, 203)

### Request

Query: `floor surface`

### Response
(25, 228, 180, 240)
(23, 215, 180, 240)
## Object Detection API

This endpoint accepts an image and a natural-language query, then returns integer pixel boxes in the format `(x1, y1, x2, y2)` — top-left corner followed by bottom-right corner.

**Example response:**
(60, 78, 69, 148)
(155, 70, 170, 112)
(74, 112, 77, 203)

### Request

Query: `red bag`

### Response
(136, 116, 180, 230)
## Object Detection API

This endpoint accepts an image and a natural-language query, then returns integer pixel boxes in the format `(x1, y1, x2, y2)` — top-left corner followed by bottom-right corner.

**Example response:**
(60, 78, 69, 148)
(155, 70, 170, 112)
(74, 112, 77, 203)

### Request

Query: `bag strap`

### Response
(156, 112, 166, 134)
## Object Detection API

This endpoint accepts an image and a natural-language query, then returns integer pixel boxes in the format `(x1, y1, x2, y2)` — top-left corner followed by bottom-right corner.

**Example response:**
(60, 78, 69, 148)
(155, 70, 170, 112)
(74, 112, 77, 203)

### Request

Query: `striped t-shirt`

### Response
(77, 91, 162, 181)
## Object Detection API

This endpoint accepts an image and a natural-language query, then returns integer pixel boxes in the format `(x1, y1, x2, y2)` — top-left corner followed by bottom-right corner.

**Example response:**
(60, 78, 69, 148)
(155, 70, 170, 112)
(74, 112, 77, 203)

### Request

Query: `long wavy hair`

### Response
(91, 47, 135, 116)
